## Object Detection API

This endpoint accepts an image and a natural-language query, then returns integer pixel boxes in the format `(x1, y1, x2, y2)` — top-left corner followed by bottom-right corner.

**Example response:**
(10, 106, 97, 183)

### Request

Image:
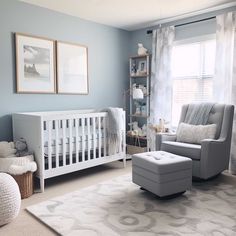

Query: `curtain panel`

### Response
(214, 12, 236, 174)
(148, 26, 175, 150)
(150, 27, 175, 124)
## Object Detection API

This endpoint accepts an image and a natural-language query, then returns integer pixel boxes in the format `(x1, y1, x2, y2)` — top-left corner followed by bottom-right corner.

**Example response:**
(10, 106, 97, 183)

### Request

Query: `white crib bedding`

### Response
(44, 137, 105, 156)
(44, 126, 106, 156)
(44, 126, 105, 146)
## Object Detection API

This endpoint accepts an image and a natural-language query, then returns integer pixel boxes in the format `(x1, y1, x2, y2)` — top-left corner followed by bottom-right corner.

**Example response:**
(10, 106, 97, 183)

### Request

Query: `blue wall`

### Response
(1, 0, 235, 141)
(0, 0, 130, 141)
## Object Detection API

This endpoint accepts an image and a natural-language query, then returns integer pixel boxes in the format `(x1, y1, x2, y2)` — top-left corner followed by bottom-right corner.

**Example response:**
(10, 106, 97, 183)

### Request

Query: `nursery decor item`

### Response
(137, 43, 148, 55)
(0, 155, 37, 198)
(132, 87, 144, 99)
(15, 138, 33, 157)
(0, 141, 16, 158)
(57, 41, 88, 94)
(12, 172, 34, 199)
(27, 174, 236, 235)
(137, 60, 147, 75)
(0, 173, 21, 226)
(15, 33, 56, 94)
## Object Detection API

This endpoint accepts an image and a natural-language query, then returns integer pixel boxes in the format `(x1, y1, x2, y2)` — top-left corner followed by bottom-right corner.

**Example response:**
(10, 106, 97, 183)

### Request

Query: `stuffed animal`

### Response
(15, 138, 33, 157)
(0, 142, 16, 158)
(137, 43, 148, 55)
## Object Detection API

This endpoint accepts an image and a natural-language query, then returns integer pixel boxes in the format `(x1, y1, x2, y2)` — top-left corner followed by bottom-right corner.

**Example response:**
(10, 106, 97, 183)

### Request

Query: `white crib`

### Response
(12, 109, 126, 192)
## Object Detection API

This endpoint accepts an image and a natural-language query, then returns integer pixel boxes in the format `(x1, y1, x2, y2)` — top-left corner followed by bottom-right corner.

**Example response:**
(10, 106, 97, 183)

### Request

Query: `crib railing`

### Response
(43, 112, 124, 175)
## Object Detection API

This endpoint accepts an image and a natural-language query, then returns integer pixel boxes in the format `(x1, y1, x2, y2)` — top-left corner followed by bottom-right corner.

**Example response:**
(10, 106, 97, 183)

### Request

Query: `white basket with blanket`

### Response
(0, 140, 37, 198)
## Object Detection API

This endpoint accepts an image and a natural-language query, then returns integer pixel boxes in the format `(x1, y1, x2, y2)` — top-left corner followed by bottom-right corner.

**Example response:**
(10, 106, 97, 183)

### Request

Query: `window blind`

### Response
(171, 38, 216, 126)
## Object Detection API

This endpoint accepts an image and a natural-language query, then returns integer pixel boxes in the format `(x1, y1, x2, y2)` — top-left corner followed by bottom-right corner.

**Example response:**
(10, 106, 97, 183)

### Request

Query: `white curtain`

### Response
(148, 26, 175, 150)
(214, 12, 236, 174)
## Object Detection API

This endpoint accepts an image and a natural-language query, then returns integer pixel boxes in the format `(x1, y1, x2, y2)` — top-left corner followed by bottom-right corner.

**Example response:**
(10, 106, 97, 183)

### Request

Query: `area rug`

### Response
(27, 174, 236, 236)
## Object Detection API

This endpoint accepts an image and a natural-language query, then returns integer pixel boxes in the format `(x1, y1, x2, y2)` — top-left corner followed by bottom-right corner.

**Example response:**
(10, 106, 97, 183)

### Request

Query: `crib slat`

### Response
(75, 119, 79, 163)
(55, 120, 59, 168)
(69, 119, 73, 165)
(48, 121, 52, 170)
(62, 119, 66, 166)
(81, 118, 85, 162)
(98, 117, 101, 158)
(103, 117, 107, 157)
(92, 117, 96, 159)
(87, 118, 91, 160)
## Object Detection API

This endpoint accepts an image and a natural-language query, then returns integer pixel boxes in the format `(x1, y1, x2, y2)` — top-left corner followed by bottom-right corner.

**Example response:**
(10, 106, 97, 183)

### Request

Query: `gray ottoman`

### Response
(132, 151, 192, 197)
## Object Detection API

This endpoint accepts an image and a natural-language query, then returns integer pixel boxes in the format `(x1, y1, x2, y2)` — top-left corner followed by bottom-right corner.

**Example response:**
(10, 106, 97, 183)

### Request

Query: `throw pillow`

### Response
(176, 122, 217, 144)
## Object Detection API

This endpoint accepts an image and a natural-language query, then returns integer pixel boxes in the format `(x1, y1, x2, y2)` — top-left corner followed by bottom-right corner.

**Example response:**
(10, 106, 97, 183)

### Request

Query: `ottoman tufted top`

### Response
(132, 151, 192, 174)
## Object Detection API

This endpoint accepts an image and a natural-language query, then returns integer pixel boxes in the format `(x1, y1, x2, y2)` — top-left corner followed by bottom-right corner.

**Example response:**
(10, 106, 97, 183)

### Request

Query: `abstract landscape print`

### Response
(15, 33, 56, 93)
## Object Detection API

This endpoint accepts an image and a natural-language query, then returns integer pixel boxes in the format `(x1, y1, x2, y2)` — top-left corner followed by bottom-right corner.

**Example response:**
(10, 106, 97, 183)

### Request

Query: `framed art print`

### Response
(57, 41, 88, 94)
(15, 33, 56, 93)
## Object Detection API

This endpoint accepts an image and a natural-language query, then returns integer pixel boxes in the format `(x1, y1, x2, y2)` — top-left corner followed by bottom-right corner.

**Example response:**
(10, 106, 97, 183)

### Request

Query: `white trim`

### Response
(140, 2, 236, 30)
(174, 34, 216, 46)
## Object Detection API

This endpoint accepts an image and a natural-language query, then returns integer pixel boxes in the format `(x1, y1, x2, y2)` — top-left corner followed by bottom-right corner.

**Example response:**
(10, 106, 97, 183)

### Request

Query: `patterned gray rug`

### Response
(27, 174, 236, 236)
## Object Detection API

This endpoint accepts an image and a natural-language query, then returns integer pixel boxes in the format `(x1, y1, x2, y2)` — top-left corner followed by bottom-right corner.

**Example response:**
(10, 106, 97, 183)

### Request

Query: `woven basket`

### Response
(12, 172, 33, 199)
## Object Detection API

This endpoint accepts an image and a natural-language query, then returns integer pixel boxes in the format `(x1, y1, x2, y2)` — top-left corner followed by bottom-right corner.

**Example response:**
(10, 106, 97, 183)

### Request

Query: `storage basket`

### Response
(127, 144, 147, 155)
(12, 172, 33, 199)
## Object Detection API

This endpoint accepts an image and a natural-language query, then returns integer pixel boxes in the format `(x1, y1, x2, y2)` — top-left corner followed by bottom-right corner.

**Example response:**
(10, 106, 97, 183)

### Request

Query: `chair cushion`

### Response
(161, 141, 201, 160)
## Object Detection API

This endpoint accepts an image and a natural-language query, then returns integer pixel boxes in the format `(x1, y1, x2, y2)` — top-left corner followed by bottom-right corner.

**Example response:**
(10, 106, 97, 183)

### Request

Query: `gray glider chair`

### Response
(156, 104, 234, 179)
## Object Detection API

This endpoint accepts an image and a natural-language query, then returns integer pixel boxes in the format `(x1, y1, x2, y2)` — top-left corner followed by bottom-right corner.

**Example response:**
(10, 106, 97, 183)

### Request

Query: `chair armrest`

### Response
(200, 138, 229, 178)
(201, 138, 226, 144)
(155, 133, 177, 150)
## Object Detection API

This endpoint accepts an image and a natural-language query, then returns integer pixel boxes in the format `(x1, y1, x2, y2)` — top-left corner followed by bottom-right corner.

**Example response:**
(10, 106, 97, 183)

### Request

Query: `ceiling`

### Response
(20, 0, 236, 31)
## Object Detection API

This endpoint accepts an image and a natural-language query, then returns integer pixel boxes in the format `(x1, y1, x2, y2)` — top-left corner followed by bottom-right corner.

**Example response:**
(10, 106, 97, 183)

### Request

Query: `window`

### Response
(171, 37, 216, 127)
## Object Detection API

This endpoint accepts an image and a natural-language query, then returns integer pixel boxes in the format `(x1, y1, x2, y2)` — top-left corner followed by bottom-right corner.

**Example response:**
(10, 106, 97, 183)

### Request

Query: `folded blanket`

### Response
(184, 103, 215, 125)
(102, 107, 124, 155)
(0, 155, 37, 175)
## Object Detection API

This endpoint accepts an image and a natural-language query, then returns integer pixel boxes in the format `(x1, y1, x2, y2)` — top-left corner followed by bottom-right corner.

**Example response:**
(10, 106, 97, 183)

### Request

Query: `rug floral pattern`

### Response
(27, 174, 236, 236)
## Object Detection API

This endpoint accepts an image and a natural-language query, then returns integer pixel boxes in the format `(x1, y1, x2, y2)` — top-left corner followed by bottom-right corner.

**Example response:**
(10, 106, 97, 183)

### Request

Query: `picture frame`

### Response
(56, 41, 88, 94)
(15, 33, 56, 94)
(138, 60, 147, 74)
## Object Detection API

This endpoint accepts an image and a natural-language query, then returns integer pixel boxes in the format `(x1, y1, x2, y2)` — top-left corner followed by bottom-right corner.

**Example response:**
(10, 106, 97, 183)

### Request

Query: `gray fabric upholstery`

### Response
(132, 151, 192, 197)
(183, 103, 215, 125)
(156, 103, 234, 179)
(161, 141, 201, 160)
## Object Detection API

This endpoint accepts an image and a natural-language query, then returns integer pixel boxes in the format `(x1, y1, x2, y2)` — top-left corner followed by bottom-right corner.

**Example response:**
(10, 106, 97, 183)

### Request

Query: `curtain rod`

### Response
(146, 16, 216, 34)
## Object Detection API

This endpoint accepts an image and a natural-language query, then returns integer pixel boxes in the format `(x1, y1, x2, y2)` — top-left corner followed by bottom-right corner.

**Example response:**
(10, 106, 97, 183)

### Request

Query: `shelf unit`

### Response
(127, 54, 151, 154)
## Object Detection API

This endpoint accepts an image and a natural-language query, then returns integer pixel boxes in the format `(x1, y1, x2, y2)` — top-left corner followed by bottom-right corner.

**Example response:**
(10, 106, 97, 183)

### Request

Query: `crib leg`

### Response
(40, 177, 45, 193)
(123, 155, 126, 168)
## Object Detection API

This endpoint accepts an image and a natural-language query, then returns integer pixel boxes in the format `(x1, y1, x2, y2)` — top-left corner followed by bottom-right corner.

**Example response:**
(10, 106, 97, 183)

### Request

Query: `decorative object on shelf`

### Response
(131, 63, 137, 76)
(0, 173, 21, 226)
(57, 41, 88, 94)
(141, 102, 147, 115)
(133, 87, 144, 99)
(15, 33, 56, 94)
(137, 60, 147, 75)
(134, 101, 142, 115)
(137, 43, 148, 55)
(149, 118, 169, 133)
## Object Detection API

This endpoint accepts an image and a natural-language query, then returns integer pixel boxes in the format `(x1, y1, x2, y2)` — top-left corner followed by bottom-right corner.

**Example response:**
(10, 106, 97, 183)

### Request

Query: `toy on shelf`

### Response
(150, 118, 169, 133)
(137, 43, 148, 55)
